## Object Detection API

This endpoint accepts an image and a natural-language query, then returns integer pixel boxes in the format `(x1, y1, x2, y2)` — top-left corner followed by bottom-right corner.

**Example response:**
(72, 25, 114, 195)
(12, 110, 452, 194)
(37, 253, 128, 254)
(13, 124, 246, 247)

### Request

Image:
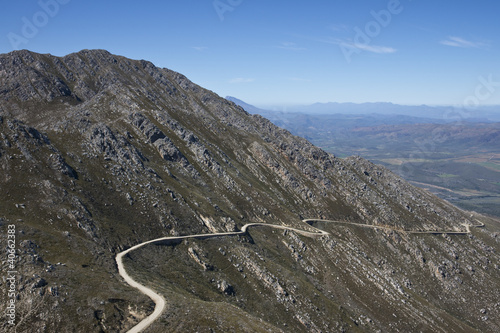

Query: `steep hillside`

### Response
(1, 50, 499, 332)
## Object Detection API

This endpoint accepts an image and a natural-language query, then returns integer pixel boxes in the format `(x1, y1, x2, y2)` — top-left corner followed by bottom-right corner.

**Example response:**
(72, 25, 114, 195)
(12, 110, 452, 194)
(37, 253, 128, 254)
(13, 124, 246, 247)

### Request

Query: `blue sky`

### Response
(2, 0, 500, 108)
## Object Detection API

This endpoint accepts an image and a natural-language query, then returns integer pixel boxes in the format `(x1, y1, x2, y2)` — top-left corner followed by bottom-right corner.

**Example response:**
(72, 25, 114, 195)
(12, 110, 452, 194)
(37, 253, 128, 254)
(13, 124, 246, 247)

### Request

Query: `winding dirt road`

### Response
(116, 219, 484, 332)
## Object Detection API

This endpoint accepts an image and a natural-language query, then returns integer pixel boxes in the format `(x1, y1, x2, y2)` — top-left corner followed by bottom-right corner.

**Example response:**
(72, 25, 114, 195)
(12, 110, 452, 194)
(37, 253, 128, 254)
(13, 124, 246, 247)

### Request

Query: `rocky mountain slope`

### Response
(1, 50, 499, 332)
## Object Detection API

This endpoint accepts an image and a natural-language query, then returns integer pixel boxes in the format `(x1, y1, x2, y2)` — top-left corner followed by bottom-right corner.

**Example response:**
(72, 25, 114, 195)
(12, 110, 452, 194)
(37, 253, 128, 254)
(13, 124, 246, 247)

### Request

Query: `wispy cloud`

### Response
(192, 46, 208, 51)
(229, 78, 255, 84)
(336, 39, 397, 54)
(348, 43, 397, 54)
(311, 36, 397, 54)
(276, 42, 306, 51)
(440, 36, 486, 48)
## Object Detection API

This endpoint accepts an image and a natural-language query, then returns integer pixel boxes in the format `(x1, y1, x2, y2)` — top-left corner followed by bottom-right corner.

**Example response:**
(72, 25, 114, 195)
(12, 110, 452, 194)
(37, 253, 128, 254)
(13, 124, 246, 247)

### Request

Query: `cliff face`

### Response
(1, 50, 499, 332)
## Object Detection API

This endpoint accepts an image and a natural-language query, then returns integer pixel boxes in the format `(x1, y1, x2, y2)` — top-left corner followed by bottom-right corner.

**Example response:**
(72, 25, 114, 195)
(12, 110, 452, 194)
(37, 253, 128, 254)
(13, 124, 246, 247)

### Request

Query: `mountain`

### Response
(224, 98, 463, 143)
(1, 50, 499, 332)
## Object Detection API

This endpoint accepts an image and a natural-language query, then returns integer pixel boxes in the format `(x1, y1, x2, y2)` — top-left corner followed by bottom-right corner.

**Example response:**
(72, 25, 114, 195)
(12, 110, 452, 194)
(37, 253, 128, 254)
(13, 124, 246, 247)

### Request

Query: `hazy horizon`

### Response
(226, 97, 500, 113)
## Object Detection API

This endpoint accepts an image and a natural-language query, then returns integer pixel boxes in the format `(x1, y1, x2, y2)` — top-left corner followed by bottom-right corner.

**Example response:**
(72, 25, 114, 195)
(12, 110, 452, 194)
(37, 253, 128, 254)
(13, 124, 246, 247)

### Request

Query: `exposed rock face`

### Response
(0, 50, 499, 332)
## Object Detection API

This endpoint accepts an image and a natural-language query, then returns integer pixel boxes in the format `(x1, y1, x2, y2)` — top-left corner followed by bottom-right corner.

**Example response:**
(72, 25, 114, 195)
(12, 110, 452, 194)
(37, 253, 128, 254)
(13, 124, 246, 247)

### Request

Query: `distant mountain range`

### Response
(226, 96, 500, 122)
